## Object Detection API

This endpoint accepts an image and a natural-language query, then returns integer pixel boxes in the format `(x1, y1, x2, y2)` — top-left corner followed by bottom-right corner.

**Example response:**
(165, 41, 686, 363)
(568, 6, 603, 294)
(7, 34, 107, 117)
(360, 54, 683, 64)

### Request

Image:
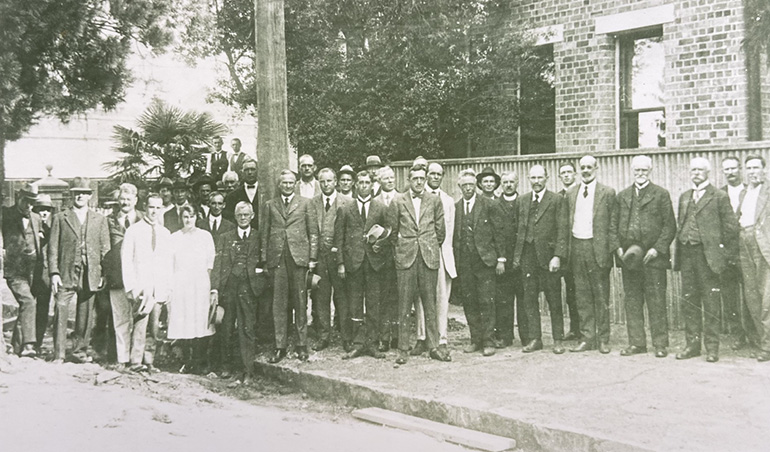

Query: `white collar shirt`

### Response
(572, 180, 597, 239)
(727, 183, 744, 212)
(740, 184, 762, 228)
(244, 182, 258, 202)
(299, 179, 316, 199)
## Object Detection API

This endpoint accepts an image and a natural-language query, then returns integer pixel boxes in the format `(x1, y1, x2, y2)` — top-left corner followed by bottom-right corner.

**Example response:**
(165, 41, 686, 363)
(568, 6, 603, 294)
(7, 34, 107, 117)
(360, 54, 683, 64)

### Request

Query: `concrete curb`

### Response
(253, 361, 654, 452)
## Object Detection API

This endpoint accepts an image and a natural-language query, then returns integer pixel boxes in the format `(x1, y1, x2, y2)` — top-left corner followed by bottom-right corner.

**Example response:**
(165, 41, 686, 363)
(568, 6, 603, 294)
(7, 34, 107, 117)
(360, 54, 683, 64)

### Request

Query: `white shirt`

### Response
(323, 191, 337, 209)
(727, 183, 744, 213)
(244, 182, 258, 203)
(237, 226, 252, 240)
(532, 189, 544, 202)
(740, 184, 762, 228)
(209, 214, 222, 231)
(22, 217, 30, 231)
(502, 193, 518, 202)
(463, 194, 476, 216)
(692, 181, 710, 202)
(282, 193, 294, 206)
(634, 180, 650, 195)
(298, 179, 317, 199)
(411, 191, 422, 224)
(379, 189, 396, 207)
(73, 206, 89, 225)
(572, 180, 596, 239)
(122, 218, 172, 300)
(118, 210, 137, 229)
(357, 195, 371, 218)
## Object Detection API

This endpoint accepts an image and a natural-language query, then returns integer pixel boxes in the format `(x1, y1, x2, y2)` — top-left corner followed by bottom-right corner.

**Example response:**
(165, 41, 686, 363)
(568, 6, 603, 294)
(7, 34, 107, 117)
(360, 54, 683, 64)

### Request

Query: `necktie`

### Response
(465, 201, 470, 215)
(583, 186, 589, 198)
(325, 197, 331, 212)
(242, 230, 247, 240)
(212, 218, 218, 233)
(359, 200, 367, 223)
(412, 191, 422, 199)
(284, 196, 290, 207)
(694, 189, 703, 202)
(534, 193, 539, 203)
(124, 216, 130, 229)
(151, 226, 156, 251)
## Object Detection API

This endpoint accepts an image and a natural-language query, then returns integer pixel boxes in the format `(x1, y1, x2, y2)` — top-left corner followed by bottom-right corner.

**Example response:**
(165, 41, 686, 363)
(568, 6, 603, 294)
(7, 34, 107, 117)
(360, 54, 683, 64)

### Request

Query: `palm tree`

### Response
(105, 100, 229, 184)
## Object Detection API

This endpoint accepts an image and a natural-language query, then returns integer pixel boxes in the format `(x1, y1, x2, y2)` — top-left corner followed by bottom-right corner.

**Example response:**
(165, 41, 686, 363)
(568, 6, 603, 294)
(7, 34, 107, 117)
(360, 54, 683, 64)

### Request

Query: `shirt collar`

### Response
(693, 181, 710, 191)
(325, 191, 337, 204)
(283, 193, 294, 203)
(532, 189, 545, 200)
(357, 195, 371, 203)
(238, 225, 251, 236)
(464, 194, 477, 205)
(581, 180, 597, 191)
(635, 181, 650, 190)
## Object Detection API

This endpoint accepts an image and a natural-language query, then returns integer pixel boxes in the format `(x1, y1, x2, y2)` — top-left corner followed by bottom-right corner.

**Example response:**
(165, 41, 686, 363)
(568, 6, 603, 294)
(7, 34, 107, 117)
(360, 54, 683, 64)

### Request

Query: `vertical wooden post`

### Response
(255, 0, 290, 203)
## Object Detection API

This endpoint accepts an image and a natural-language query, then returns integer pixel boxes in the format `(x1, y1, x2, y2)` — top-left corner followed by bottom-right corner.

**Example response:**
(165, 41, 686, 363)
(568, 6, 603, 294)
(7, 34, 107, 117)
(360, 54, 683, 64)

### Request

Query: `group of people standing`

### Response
(3, 146, 769, 382)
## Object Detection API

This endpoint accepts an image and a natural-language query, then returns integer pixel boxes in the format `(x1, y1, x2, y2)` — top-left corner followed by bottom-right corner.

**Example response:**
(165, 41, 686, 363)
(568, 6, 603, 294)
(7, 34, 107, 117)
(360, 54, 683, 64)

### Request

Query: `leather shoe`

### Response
(20, 344, 37, 358)
(463, 343, 481, 354)
(598, 342, 610, 354)
(620, 345, 647, 356)
(342, 341, 353, 353)
(493, 338, 505, 349)
(552, 341, 566, 355)
(756, 351, 770, 362)
(570, 341, 595, 352)
(482, 347, 496, 357)
(378, 341, 390, 353)
(429, 348, 452, 362)
(390, 338, 399, 350)
(522, 339, 543, 353)
(342, 346, 365, 360)
(268, 349, 287, 364)
(367, 346, 386, 359)
(395, 350, 408, 365)
(296, 346, 309, 362)
(410, 340, 427, 356)
(706, 353, 719, 363)
(731, 337, 748, 351)
(312, 340, 329, 351)
(564, 331, 581, 341)
(654, 347, 668, 358)
(676, 345, 701, 360)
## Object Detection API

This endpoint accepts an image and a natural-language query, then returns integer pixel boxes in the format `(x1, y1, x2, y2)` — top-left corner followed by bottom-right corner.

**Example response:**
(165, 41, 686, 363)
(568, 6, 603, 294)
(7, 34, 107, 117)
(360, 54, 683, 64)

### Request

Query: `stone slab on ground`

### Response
(254, 305, 770, 452)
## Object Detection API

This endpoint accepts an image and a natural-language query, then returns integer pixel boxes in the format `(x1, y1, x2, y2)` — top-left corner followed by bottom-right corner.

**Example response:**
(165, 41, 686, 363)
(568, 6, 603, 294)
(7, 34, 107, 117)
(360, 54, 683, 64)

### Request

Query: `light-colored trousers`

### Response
(415, 256, 452, 345)
(110, 289, 149, 365)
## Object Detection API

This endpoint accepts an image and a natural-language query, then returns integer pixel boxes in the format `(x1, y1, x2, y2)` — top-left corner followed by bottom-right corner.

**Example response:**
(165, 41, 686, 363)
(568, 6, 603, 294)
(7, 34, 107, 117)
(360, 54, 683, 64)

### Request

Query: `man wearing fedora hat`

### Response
(163, 179, 193, 233)
(364, 155, 384, 197)
(477, 167, 501, 199)
(2, 183, 45, 358)
(32, 194, 54, 351)
(48, 177, 110, 363)
(611, 155, 676, 358)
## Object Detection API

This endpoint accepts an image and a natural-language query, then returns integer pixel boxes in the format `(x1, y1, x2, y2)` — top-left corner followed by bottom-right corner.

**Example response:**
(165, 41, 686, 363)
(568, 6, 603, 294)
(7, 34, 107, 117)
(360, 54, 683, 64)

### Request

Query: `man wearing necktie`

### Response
(224, 159, 260, 229)
(674, 157, 738, 363)
(735, 156, 770, 362)
(512, 165, 568, 355)
(454, 169, 506, 357)
(388, 165, 448, 364)
(211, 202, 269, 380)
(374, 165, 400, 349)
(196, 191, 235, 241)
(611, 156, 676, 358)
(496, 170, 523, 348)
(309, 168, 352, 351)
(163, 179, 193, 233)
(565, 155, 617, 354)
(228, 138, 247, 179)
(209, 136, 229, 183)
(261, 170, 319, 363)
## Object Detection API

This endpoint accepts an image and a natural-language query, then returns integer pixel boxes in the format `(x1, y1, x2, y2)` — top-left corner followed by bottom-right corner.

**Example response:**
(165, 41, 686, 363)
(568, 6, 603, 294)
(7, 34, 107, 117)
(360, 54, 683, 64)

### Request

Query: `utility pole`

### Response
(255, 0, 290, 202)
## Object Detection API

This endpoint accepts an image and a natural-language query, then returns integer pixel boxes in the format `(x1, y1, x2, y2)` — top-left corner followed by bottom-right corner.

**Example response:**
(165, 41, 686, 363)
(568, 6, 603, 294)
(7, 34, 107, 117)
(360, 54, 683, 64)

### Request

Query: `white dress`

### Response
(167, 227, 216, 339)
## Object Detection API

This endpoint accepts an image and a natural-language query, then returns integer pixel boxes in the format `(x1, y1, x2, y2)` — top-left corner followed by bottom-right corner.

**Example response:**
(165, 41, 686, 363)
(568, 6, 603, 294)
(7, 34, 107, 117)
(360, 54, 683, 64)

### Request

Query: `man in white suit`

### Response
(121, 193, 173, 371)
(412, 162, 456, 357)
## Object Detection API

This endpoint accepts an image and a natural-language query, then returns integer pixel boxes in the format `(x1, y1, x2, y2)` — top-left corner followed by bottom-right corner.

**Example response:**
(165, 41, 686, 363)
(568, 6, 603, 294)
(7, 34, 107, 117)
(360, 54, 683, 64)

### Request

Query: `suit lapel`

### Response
(287, 196, 299, 218)
(404, 194, 417, 224)
(754, 182, 770, 223)
(63, 209, 79, 235)
(535, 191, 551, 223)
(472, 196, 483, 228)
(692, 186, 715, 214)
(592, 185, 603, 218)
(637, 187, 655, 207)
(680, 191, 693, 227)
(31, 215, 41, 252)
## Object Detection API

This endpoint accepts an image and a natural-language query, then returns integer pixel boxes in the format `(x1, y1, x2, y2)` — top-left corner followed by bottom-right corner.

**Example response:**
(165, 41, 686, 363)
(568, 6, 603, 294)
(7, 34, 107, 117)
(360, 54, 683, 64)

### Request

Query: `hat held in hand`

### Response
(622, 244, 644, 270)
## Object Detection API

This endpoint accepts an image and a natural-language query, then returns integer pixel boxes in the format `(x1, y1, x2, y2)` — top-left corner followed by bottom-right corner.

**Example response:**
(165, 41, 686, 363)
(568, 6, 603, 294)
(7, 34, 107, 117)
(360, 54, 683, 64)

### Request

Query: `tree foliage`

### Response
(745, 0, 770, 63)
(105, 100, 229, 183)
(179, 0, 546, 169)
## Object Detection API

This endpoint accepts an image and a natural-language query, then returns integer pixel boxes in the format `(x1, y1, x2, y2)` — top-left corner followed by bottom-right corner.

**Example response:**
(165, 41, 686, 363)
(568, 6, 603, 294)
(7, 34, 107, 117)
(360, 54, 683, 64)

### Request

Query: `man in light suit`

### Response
(224, 159, 259, 229)
(674, 157, 739, 363)
(49, 177, 111, 363)
(310, 168, 351, 351)
(734, 156, 770, 361)
(296, 154, 322, 199)
(455, 169, 506, 356)
(335, 171, 391, 359)
(611, 156, 676, 358)
(412, 162, 457, 357)
(512, 165, 568, 354)
(374, 165, 399, 349)
(104, 184, 146, 369)
(3, 184, 45, 358)
(121, 193, 173, 370)
(565, 156, 617, 353)
(261, 170, 319, 363)
(388, 165, 449, 364)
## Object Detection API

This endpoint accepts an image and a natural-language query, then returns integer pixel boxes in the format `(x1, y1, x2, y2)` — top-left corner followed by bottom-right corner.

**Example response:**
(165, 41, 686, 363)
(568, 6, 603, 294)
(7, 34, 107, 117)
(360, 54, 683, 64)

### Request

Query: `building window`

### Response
(520, 44, 556, 155)
(619, 27, 665, 148)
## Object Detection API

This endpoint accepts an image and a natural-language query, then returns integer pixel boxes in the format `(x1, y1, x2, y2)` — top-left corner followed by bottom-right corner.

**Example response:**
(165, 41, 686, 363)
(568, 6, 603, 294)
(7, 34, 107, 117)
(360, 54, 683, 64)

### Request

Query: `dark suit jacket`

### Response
(611, 183, 676, 269)
(673, 184, 739, 274)
(224, 184, 259, 229)
(312, 192, 351, 254)
(453, 195, 505, 269)
(260, 195, 319, 268)
(2, 206, 44, 282)
(48, 208, 110, 290)
(333, 197, 391, 272)
(210, 151, 229, 183)
(566, 182, 618, 269)
(104, 210, 144, 289)
(164, 204, 197, 234)
(497, 195, 519, 264)
(211, 227, 268, 297)
(196, 215, 236, 242)
(388, 191, 445, 271)
(512, 190, 568, 269)
(229, 152, 248, 178)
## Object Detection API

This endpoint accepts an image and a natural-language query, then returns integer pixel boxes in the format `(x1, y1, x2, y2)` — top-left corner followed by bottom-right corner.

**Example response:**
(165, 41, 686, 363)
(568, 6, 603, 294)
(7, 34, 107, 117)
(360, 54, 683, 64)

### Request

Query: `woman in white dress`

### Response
(168, 205, 216, 373)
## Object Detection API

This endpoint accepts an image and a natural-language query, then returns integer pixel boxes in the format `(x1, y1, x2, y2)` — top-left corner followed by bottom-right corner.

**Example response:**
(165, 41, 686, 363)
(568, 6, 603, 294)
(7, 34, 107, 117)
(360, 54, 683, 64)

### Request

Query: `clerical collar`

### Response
(503, 193, 518, 201)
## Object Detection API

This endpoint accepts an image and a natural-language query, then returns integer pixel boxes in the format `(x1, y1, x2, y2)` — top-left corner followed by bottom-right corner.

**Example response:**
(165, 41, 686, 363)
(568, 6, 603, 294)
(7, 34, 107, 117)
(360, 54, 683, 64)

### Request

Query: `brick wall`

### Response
(509, 0, 752, 153)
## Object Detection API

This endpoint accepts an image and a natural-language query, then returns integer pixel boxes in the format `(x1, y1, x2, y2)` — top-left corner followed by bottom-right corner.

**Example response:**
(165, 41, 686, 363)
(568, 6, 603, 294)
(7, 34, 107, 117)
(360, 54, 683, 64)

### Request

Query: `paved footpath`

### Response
(256, 306, 770, 452)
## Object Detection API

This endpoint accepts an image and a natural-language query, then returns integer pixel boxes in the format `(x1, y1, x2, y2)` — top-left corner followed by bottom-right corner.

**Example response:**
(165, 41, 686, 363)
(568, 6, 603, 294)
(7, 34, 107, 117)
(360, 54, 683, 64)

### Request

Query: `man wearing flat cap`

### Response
(611, 155, 676, 358)
(48, 177, 110, 363)
(477, 167, 500, 199)
(2, 184, 46, 358)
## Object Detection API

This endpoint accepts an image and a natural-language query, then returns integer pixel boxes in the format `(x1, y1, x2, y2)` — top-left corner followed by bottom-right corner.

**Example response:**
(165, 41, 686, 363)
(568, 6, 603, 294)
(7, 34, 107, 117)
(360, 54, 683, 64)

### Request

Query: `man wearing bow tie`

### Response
(224, 159, 260, 229)
(228, 138, 248, 179)
(261, 170, 319, 363)
(674, 157, 738, 363)
(388, 165, 448, 364)
(565, 155, 617, 354)
(611, 156, 676, 358)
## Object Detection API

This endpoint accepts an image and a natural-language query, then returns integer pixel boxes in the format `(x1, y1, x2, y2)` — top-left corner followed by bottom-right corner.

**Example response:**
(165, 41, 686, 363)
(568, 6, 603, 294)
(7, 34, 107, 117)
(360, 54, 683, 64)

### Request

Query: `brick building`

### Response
(504, 0, 769, 156)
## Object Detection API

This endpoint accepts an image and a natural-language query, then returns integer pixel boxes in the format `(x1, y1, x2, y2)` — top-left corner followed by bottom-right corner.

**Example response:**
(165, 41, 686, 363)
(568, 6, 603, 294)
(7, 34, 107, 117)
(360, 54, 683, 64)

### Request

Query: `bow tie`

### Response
(246, 184, 256, 189)
(411, 191, 423, 199)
